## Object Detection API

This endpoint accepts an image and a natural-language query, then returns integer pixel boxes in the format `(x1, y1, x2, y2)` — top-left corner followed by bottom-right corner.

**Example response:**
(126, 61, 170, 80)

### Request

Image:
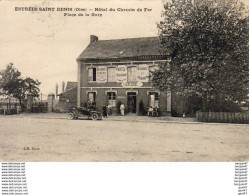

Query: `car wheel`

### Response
(69, 113, 75, 120)
(98, 114, 102, 120)
(92, 113, 98, 121)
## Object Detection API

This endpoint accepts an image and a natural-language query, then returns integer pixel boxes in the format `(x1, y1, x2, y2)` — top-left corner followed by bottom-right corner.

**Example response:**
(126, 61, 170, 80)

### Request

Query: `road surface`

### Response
(0, 116, 248, 161)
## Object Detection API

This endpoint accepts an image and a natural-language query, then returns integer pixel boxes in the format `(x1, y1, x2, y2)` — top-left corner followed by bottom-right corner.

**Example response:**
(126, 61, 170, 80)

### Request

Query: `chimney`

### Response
(62, 81, 65, 93)
(90, 35, 98, 44)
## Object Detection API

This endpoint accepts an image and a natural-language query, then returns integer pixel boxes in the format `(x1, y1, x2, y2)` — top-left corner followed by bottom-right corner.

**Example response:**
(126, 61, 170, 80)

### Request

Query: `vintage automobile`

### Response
(69, 107, 102, 120)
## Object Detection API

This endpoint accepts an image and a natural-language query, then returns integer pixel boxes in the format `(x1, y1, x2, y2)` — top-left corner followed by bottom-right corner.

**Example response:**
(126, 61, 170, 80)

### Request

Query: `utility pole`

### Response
(62, 81, 65, 93)
(55, 83, 58, 99)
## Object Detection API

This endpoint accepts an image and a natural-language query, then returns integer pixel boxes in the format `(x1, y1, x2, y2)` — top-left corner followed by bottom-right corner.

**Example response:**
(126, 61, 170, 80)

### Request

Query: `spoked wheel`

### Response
(68, 113, 75, 120)
(91, 113, 98, 121)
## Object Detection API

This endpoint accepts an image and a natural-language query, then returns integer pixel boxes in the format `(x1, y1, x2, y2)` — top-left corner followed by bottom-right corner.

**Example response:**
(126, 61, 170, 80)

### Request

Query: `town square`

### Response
(0, 0, 249, 163)
(0, 113, 248, 161)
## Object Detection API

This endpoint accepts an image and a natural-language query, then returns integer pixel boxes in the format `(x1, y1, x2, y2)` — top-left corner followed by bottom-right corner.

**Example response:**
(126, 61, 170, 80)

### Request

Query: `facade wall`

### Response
(80, 61, 158, 88)
(57, 87, 77, 112)
(79, 87, 169, 115)
(59, 87, 77, 105)
(78, 60, 171, 116)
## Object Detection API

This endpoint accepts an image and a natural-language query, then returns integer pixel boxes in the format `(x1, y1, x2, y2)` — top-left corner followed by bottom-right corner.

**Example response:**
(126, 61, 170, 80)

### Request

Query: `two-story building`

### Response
(76, 35, 173, 115)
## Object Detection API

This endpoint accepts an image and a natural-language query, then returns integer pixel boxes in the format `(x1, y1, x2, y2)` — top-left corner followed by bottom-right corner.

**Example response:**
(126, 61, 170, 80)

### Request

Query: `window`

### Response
(88, 92, 96, 102)
(88, 68, 96, 81)
(149, 92, 159, 107)
(149, 66, 156, 82)
(107, 67, 116, 82)
(127, 66, 137, 82)
(107, 92, 116, 107)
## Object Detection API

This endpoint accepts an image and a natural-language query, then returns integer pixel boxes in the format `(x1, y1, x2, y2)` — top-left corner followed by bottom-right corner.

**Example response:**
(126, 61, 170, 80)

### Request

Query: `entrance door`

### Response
(127, 92, 137, 113)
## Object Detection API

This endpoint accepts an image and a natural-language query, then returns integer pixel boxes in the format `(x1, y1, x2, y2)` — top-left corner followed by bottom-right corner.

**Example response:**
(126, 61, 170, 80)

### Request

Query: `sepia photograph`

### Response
(0, 0, 249, 162)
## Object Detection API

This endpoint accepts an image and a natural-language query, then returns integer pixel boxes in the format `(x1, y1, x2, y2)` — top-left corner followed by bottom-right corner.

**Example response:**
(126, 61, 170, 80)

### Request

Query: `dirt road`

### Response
(0, 116, 248, 161)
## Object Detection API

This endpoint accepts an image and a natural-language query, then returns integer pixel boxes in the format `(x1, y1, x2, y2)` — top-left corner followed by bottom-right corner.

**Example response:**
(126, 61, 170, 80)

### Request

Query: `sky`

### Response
(0, 0, 163, 96)
(0, 0, 248, 96)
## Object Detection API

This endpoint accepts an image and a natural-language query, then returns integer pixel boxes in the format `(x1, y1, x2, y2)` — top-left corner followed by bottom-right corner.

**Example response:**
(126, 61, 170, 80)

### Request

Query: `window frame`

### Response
(148, 92, 159, 107)
(88, 67, 97, 82)
(149, 66, 157, 82)
(127, 66, 137, 82)
(107, 67, 117, 82)
(87, 92, 96, 102)
(107, 92, 116, 107)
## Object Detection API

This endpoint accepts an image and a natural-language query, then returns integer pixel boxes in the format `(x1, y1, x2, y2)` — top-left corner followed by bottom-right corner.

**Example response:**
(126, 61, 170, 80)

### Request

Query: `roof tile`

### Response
(78, 36, 161, 60)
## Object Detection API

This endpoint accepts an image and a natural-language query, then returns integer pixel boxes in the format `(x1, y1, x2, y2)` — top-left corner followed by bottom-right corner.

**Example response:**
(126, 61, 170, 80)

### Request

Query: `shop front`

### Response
(80, 86, 170, 116)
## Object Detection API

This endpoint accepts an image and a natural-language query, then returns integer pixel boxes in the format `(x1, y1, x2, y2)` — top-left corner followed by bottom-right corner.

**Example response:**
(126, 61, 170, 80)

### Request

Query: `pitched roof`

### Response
(65, 81, 77, 92)
(77, 36, 162, 60)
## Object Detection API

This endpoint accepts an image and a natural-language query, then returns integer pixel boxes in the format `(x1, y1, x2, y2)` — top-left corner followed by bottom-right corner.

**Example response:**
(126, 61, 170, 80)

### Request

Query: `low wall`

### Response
(0, 108, 18, 115)
(196, 111, 249, 124)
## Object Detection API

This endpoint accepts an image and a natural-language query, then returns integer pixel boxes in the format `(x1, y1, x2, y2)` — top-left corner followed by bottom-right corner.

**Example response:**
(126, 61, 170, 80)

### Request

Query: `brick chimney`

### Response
(90, 35, 98, 44)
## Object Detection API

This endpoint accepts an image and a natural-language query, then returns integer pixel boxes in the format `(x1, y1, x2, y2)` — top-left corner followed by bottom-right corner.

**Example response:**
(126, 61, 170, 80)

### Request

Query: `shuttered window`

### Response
(127, 67, 137, 82)
(149, 66, 156, 82)
(88, 68, 96, 81)
(107, 67, 116, 82)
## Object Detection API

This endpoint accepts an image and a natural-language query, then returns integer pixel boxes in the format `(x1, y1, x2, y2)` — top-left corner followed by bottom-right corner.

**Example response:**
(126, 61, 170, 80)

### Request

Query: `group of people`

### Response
(84, 101, 159, 117)
(82, 101, 127, 117)
(147, 106, 159, 117)
(102, 103, 125, 117)
(102, 104, 111, 118)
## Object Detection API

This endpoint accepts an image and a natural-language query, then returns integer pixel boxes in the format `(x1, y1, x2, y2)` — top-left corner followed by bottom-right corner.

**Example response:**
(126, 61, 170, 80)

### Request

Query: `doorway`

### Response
(127, 92, 137, 113)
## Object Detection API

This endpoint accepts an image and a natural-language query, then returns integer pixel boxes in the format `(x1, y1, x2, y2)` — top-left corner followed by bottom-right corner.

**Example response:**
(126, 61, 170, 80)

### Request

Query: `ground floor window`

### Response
(107, 92, 116, 107)
(149, 92, 159, 107)
(88, 92, 96, 102)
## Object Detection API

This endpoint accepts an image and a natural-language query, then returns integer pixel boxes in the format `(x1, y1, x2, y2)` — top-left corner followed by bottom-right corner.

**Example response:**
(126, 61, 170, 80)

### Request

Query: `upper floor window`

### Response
(127, 66, 137, 82)
(107, 67, 116, 82)
(149, 66, 157, 82)
(88, 68, 96, 81)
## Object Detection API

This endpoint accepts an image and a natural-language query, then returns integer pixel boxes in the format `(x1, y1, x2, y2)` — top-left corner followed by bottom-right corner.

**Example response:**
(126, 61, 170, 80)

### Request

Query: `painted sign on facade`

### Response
(137, 64, 149, 82)
(121, 81, 143, 88)
(116, 65, 127, 83)
(96, 66, 107, 82)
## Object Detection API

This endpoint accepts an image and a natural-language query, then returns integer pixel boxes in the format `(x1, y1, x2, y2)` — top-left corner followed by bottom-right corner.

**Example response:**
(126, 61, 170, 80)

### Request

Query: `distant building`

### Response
(56, 81, 77, 112)
(76, 35, 174, 115)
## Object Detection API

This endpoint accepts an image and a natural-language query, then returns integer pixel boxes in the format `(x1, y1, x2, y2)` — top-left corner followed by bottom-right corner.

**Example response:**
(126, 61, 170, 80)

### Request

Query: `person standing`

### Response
(102, 104, 108, 118)
(107, 104, 112, 116)
(120, 103, 125, 116)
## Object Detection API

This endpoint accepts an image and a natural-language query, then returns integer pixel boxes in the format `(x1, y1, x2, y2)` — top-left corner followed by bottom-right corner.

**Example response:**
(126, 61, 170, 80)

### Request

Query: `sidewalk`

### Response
(1, 112, 248, 125)
(104, 114, 197, 123)
(0, 112, 197, 123)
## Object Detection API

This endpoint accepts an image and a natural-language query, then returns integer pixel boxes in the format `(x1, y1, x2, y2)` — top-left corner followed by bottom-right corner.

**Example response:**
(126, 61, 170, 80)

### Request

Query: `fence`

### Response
(0, 99, 21, 115)
(0, 108, 19, 115)
(31, 101, 48, 113)
(196, 111, 249, 124)
(0, 94, 49, 114)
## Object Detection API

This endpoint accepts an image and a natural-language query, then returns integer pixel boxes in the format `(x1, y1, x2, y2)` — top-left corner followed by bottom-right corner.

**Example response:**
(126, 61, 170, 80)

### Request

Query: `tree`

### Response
(0, 63, 41, 111)
(153, 0, 249, 111)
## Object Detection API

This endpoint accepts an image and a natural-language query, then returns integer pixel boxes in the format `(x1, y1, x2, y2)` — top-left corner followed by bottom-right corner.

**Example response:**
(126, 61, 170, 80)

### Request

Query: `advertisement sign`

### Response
(137, 64, 149, 82)
(121, 81, 143, 88)
(116, 65, 127, 82)
(96, 66, 107, 82)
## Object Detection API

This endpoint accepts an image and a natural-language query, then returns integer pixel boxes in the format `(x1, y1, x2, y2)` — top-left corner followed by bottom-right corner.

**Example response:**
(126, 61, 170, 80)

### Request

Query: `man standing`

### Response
(102, 104, 108, 118)
(120, 103, 125, 116)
